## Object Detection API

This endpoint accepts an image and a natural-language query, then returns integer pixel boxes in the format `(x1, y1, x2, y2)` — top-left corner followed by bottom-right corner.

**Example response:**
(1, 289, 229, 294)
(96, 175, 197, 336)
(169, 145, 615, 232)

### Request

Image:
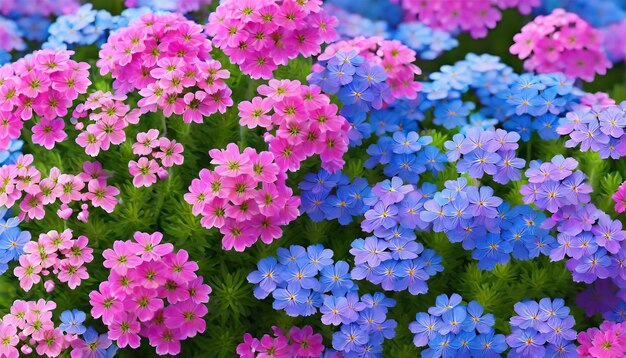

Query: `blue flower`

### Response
(0, 228, 30, 261)
(59, 309, 87, 335)
(429, 293, 463, 316)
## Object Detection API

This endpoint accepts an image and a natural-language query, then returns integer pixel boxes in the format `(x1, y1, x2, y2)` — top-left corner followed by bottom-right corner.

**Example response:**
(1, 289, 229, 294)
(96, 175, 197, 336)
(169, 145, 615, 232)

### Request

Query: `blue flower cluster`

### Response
(506, 298, 577, 357)
(0, 208, 30, 275)
(356, 177, 443, 293)
(409, 293, 507, 357)
(365, 131, 446, 184)
(502, 73, 581, 141)
(445, 128, 526, 184)
(309, 51, 392, 118)
(420, 177, 556, 270)
(247, 244, 398, 355)
(299, 170, 372, 225)
(326, 4, 390, 40)
(43, 5, 160, 51)
(540, 0, 625, 27)
(0, 16, 25, 64)
(395, 22, 458, 60)
(558, 101, 626, 159)
(420, 54, 516, 134)
(0, 140, 23, 166)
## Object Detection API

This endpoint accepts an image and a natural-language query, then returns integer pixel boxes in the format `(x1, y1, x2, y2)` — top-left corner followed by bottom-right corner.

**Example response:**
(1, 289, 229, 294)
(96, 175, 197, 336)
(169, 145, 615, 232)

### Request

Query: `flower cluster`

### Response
(445, 128, 526, 184)
(71, 91, 141, 156)
(14, 229, 92, 291)
(125, 0, 212, 13)
(420, 177, 557, 270)
(0, 49, 91, 150)
(577, 320, 626, 357)
(521, 155, 591, 213)
(0, 299, 79, 357)
(409, 293, 506, 357)
(309, 51, 393, 116)
(0, 16, 25, 64)
(98, 13, 233, 121)
(507, 298, 577, 357)
(90, 231, 211, 354)
(247, 244, 398, 355)
(0, 0, 78, 17)
(558, 100, 626, 159)
(0, 158, 120, 221)
(394, 22, 458, 60)
(0, 208, 29, 275)
(396, 0, 539, 38)
(503, 72, 581, 141)
(318, 37, 421, 101)
(325, 4, 390, 40)
(238, 80, 350, 173)
(129, 129, 183, 187)
(185, 144, 300, 251)
(602, 20, 626, 63)
(206, 0, 337, 80)
(510, 9, 611, 81)
(237, 326, 325, 358)
(299, 170, 372, 225)
(43, 4, 116, 50)
(357, 177, 444, 292)
(419, 54, 516, 134)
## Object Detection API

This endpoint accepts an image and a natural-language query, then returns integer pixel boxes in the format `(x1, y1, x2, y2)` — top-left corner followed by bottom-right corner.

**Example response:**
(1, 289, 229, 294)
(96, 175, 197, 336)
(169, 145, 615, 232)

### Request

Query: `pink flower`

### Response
(103, 240, 142, 275)
(89, 282, 124, 325)
(613, 181, 626, 213)
(64, 235, 94, 266)
(237, 333, 260, 358)
(182, 91, 212, 124)
(84, 179, 119, 213)
(108, 312, 141, 349)
(128, 157, 159, 187)
(186, 277, 212, 304)
(164, 300, 207, 339)
(126, 286, 164, 322)
(35, 329, 64, 357)
(131, 231, 173, 262)
(209, 143, 251, 177)
(154, 137, 184, 168)
(14, 254, 42, 291)
(132, 129, 160, 156)
(31, 117, 67, 149)
(148, 327, 181, 356)
(289, 326, 324, 357)
(57, 260, 88, 289)
(0, 324, 19, 358)
(238, 97, 273, 129)
(164, 249, 198, 283)
(77, 161, 108, 183)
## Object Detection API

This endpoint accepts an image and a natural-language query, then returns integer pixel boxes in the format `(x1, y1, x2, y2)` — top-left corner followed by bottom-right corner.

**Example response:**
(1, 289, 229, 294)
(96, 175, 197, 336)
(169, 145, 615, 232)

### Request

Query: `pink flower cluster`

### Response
(72, 91, 141, 156)
(318, 37, 422, 101)
(207, 0, 337, 79)
(237, 326, 325, 358)
(90, 232, 211, 355)
(98, 13, 233, 122)
(393, 0, 538, 38)
(0, 299, 73, 357)
(185, 144, 300, 251)
(510, 9, 612, 82)
(14, 229, 92, 291)
(0, 49, 91, 150)
(0, 0, 79, 16)
(578, 320, 626, 357)
(124, 0, 213, 13)
(602, 20, 626, 63)
(129, 129, 184, 187)
(239, 80, 350, 173)
(0, 156, 119, 221)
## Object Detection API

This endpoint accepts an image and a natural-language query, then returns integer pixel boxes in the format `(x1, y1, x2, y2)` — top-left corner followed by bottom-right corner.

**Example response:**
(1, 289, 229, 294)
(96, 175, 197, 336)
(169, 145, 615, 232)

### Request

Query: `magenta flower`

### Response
(102, 240, 142, 275)
(130, 231, 173, 262)
(31, 117, 67, 149)
(108, 312, 141, 349)
(164, 300, 208, 339)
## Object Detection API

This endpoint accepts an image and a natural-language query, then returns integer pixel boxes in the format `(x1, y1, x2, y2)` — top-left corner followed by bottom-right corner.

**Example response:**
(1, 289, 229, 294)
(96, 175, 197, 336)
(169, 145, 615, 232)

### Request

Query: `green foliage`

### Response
(5, 7, 626, 358)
